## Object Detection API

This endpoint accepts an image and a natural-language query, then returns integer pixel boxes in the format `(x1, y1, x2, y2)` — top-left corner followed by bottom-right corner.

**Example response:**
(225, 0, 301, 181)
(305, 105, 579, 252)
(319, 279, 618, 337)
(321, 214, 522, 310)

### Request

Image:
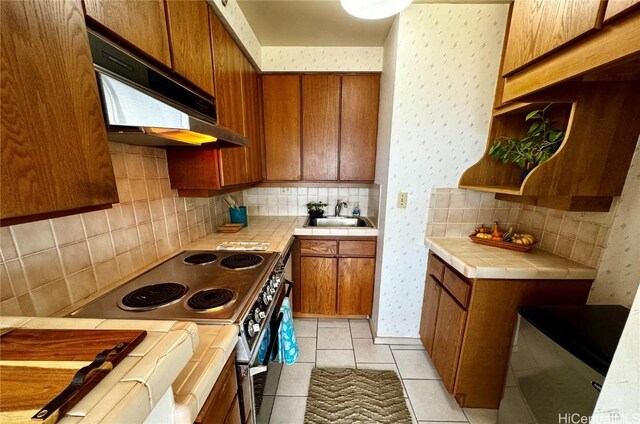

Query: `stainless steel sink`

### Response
(304, 216, 373, 228)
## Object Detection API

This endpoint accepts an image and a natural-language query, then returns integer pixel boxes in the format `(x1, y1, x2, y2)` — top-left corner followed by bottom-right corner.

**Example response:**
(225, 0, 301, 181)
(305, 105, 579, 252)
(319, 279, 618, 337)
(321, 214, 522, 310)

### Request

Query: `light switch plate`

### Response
(397, 192, 408, 208)
(279, 187, 293, 195)
(185, 198, 195, 210)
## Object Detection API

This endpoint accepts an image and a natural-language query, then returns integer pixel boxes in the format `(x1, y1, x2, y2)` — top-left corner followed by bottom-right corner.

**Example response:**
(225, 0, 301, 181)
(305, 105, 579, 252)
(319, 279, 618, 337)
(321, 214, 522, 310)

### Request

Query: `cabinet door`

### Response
(340, 75, 379, 181)
(431, 290, 467, 392)
(262, 75, 301, 181)
(83, 0, 171, 67)
(1, 0, 117, 223)
(337, 258, 375, 315)
(243, 56, 263, 183)
(165, 0, 214, 96)
(210, 10, 247, 186)
(604, 0, 640, 23)
(419, 275, 442, 355)
(300, 257, 337, 315)
(502, 0, 605, 75)
(302, 75, 340, 181)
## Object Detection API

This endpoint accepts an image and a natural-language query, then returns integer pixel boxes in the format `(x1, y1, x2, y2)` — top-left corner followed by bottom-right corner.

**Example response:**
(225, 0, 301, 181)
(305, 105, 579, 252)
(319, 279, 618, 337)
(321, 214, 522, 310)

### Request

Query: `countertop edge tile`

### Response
(425, 237, 596, 280)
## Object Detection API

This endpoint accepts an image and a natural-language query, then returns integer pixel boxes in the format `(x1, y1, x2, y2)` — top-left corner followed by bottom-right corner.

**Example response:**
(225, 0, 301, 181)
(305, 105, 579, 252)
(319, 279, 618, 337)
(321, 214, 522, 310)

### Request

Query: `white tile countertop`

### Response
(189, 215, 378, 253)
(172, 325, 239, 424)
(425, 237, 598, 280)
(0, 316, 199, 423)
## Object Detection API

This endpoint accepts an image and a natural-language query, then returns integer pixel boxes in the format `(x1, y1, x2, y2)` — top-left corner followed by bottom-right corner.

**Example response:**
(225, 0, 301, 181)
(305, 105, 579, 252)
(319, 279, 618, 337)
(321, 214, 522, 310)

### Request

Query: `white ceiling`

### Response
(236, 0, 394, 47)
(237, 0, 510, 47)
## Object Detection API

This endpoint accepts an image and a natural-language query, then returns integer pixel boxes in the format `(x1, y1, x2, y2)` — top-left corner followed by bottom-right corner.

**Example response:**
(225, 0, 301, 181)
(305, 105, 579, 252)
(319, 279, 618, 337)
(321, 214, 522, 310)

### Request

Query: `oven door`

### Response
(242, 281, 292, 424)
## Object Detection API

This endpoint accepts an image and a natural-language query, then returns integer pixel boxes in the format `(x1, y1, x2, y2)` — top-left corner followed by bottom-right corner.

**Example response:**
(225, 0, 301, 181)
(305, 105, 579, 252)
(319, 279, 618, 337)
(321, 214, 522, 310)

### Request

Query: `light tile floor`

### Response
(262, 318, 498, 424)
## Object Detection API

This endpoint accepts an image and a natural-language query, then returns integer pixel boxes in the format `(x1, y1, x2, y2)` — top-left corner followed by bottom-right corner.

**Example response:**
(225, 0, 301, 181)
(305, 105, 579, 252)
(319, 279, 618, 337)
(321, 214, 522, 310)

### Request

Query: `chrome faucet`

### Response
(335, 200, 348, 217)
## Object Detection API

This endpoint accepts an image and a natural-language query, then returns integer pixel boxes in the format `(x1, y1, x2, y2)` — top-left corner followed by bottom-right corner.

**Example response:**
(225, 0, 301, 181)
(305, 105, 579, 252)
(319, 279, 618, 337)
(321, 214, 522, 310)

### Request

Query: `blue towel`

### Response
(256, 297, 299, 365)
(277, 297, 299, 364)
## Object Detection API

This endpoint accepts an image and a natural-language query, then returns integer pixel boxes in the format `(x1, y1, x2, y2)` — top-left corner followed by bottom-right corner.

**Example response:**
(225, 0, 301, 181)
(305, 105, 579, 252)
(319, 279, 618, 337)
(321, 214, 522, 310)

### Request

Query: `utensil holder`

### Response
(230, 206, 248, 227)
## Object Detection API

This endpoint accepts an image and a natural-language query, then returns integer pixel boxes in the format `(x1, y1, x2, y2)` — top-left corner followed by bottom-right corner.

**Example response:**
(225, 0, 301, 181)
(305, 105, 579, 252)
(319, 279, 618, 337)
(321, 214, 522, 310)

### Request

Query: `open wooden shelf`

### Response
(458, 185, 521, 195)
(460, 81, 640, 211)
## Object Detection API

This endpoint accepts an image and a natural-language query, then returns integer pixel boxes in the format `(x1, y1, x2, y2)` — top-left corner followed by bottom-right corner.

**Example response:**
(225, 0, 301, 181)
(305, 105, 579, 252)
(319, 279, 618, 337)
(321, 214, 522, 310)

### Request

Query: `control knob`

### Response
(246, 320, 260, 338)
(254, 308, 266, 322)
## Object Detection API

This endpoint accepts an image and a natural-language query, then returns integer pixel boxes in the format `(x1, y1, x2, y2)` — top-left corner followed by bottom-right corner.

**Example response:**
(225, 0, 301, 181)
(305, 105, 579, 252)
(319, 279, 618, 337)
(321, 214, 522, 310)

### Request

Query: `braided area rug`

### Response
(304, 368, 412, 424)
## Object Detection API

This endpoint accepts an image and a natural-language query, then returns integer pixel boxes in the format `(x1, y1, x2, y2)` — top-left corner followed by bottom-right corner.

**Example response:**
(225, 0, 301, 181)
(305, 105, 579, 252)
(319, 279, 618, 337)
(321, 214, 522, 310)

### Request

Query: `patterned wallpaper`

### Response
(206, 0, 262, 68)
(372, 4, 509, 339)
(0, 143, 241, 317)
(588, 141, 640, 307)
(261, 47, 383, 72)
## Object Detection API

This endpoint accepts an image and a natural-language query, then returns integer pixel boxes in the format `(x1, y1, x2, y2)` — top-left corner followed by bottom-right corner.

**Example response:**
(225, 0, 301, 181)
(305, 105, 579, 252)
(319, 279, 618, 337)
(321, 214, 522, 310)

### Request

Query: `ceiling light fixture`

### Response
(340, 0, 413, 20)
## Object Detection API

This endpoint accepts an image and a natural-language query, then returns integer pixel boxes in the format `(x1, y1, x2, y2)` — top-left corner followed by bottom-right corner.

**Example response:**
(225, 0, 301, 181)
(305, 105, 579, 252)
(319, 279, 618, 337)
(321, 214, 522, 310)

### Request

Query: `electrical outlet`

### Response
(397, 192, 408, 208)
(279, 187, 293, 195)
(185, 198, 195, 210)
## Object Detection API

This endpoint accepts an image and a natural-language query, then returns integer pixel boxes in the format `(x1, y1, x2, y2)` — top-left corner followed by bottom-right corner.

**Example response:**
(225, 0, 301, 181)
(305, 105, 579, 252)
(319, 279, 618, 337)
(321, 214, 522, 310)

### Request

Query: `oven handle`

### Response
(284, 280, 293, 298)
(262, 312, 284, 366)
(249, 365, 267, 376)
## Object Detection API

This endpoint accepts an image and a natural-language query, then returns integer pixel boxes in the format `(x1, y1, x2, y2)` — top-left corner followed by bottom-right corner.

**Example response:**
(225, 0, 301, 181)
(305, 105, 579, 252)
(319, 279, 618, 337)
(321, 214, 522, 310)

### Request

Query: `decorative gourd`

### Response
(491, 221, 503, 240)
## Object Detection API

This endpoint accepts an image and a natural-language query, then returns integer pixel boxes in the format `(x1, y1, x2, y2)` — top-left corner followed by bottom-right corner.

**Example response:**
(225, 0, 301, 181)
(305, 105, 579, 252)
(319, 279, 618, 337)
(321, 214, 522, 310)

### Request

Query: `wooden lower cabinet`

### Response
(338, 258, 375, 315)
(419, 252, 594, 408)
(430, 290, 467, 392)
(195, 354, 240, 424)
(300, 257, 337, 315)
(293, 237, 377, 317)
(419, 275, 441, 355)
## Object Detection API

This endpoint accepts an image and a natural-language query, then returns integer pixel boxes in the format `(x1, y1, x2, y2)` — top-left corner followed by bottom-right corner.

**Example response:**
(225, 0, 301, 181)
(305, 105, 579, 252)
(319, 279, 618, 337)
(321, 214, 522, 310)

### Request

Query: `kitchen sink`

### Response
(304, 216, 373, 228)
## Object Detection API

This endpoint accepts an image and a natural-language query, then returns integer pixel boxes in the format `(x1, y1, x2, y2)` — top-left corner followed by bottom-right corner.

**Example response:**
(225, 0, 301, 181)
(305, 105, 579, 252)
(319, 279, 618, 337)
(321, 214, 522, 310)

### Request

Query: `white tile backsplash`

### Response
(242, 186, 370, 217)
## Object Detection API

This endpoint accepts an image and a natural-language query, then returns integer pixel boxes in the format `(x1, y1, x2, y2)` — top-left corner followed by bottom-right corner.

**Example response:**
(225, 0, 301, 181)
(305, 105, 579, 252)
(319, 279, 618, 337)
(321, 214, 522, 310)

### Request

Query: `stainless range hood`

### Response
(89, 31, 247, 148)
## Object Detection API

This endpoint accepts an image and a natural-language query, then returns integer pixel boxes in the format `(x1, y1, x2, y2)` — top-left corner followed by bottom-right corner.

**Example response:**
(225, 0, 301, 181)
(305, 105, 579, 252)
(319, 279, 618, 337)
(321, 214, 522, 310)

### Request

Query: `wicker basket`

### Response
(468, 234, 534, 252)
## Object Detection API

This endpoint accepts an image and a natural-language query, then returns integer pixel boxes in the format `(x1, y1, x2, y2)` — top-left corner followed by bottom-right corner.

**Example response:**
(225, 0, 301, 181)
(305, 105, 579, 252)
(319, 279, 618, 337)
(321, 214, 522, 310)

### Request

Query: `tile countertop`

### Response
(425, 237, 598, 280)
(189, 215, 378, 253)
(0, 316, 200, 423)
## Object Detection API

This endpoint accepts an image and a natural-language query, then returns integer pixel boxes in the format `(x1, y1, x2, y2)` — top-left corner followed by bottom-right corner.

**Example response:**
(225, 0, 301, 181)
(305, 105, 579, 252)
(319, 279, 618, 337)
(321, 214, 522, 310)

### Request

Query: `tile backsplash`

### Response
(0, 142, 241, 317)
(426, 188, 521, 238)
(242, 186, 371, 218)
(426, 186, 618, 269)
(515, 203, 616, 268)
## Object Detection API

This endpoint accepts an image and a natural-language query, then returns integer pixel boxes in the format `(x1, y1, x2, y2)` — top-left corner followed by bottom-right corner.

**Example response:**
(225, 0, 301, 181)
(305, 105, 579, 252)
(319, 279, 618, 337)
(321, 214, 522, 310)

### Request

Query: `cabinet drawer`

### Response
(427, 253, 446, 282)
(300, 240, 337, 255)
(339, 240, 376, 257)
(442, 267, 471, 308)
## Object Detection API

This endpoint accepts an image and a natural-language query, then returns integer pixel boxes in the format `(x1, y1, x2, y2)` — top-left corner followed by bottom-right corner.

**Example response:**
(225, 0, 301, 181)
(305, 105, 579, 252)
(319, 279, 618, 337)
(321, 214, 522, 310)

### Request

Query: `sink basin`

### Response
(305, 216, 372, 228)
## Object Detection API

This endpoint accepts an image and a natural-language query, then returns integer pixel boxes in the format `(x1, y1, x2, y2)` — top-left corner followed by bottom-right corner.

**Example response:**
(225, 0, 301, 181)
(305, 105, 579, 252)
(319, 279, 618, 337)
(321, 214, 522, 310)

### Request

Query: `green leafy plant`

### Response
(489, 105, 565, 170)
(306, 201, 327, 211)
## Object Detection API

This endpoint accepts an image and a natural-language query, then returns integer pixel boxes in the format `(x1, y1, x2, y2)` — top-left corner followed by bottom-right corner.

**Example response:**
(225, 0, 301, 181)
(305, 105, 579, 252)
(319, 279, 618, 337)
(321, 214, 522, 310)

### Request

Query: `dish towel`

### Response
(256, 297, 299, 365)
(277, 297, 299, 365)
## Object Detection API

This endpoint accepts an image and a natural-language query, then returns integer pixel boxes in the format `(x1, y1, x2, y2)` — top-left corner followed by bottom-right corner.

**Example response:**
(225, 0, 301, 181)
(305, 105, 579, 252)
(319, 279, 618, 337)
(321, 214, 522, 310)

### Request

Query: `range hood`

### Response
(88, 31, 247, 148)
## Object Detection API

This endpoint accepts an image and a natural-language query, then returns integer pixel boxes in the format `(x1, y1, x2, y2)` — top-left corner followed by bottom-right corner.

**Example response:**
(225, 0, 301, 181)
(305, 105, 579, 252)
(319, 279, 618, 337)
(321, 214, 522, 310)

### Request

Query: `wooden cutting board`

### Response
(0, 328, 147, 423)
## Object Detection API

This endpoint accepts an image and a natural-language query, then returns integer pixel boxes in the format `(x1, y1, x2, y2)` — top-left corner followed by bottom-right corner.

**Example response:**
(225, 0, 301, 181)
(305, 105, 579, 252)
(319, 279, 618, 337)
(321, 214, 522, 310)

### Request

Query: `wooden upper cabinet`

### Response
(83, 0, 171, 67)
(210, 10, 247, 186)
(302, 75, 340, 181)
(210, 11, 245, 135)
(165, 0, 215, 96)
(502, 0, 606, 75)
(262, 75, 302, 181)
(340, 75, 380, 181)
(1, 0, 117, 224)
(243, 56, 263, 183)
(603, 0, 640, 23)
